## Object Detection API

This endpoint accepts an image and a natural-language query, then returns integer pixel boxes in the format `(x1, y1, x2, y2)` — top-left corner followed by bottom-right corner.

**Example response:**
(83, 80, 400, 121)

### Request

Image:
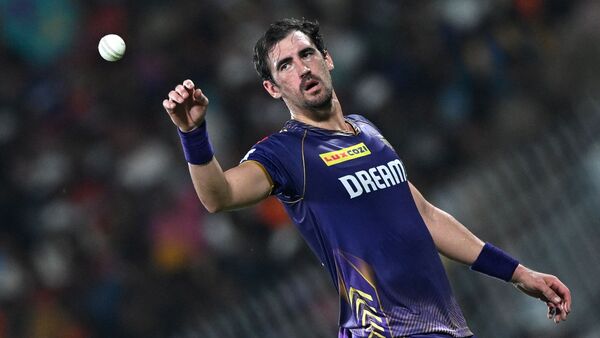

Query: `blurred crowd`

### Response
(1, 0, 599, 337)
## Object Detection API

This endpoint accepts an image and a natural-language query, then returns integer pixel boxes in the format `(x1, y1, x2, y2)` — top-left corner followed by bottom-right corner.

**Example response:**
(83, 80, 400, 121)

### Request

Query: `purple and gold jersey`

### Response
(241, 115, 473, 338)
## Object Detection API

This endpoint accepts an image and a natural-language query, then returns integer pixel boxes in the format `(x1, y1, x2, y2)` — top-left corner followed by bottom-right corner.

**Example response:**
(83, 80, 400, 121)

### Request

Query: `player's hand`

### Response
(163, 79, 209, 132)
(511, 264, 571, 324)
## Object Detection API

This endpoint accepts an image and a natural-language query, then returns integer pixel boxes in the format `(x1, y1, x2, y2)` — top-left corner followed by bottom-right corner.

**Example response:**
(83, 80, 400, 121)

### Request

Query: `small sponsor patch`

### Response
(319, 143, 371, 166)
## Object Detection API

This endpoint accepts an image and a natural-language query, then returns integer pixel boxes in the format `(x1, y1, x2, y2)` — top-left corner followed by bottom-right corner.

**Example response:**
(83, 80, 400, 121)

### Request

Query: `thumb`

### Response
(193, 88, 209, 105)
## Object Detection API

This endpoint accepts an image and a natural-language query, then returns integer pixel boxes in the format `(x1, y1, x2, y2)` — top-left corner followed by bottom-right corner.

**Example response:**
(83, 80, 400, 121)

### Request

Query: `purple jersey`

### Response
(241, 115, 473, 338)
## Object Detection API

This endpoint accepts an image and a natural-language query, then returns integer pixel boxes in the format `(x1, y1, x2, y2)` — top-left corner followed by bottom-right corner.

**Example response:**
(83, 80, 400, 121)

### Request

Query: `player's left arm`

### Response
(409, 181, 572, 323)
(408, 181, 484, 264)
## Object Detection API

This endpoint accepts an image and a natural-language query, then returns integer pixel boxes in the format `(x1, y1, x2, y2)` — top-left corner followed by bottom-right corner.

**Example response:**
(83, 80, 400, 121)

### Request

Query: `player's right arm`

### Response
(162, 79, 272, 212)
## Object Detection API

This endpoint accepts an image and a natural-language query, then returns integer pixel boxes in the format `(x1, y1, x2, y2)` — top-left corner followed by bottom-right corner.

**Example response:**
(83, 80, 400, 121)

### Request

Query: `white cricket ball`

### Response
(98, 34, 126, 62)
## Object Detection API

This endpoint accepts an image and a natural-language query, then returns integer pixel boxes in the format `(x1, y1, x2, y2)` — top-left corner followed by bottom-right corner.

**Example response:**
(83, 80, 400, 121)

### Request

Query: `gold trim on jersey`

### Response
(335, 250, 393, 337)
(242, 160, 274, 196)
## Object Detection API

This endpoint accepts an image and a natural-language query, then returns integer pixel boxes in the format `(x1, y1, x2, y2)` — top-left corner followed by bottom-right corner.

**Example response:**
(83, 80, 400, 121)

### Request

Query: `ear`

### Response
(263, 80, 282, 99)
(324, 50, 334, 71)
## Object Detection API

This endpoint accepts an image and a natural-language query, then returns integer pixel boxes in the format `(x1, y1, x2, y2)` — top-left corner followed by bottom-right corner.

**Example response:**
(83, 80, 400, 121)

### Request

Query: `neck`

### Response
(289, 91, 348, 131)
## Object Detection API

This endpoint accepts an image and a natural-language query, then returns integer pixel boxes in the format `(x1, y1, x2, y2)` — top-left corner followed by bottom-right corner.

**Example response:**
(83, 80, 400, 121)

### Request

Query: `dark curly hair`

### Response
(253, 18, 327, 83)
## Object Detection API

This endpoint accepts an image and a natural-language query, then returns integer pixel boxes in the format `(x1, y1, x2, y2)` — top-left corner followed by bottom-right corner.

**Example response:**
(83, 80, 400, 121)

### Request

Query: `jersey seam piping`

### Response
(280, 129, 307, 204)
(243, 160, 274, 196)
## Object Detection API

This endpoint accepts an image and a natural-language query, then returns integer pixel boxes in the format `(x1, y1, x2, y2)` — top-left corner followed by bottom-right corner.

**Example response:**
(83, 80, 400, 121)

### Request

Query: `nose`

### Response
(298, 62, 310, 77)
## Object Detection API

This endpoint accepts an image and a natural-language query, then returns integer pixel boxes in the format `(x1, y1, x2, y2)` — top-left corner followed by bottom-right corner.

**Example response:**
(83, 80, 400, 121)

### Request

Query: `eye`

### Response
(302, 50, 314, 58)
(279, 62, 290, 71)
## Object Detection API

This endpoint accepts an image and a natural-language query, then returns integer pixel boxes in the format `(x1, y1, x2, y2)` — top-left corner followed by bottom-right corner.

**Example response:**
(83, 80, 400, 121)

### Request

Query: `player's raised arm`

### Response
(409, 181, 571, 323)
(162, 80, 272, 212)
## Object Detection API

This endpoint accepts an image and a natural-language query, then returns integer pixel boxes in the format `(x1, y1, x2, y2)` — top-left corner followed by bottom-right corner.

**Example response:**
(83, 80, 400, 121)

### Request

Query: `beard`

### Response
(299, 75, 334, 118)
(301, 87, 334, 121)
(303, 85, 333, 109)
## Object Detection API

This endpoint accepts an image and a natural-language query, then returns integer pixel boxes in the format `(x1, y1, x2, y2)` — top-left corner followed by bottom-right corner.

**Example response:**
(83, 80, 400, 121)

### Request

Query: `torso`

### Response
(243, 114, 473, 338)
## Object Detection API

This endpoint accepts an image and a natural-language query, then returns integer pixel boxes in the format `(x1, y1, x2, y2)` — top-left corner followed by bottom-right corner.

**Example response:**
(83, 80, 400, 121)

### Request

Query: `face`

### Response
(263, 31, 335, 115)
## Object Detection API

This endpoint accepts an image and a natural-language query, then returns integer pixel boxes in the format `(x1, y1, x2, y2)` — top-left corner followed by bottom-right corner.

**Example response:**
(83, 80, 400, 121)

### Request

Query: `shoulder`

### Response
(251, 127, 303, 150)
(346, 114, 373, 125)
(241, 128, 304, 162)
(348, 114, 396, 152)
(240, 126, 305, 200)
(346, 114, 383, 134)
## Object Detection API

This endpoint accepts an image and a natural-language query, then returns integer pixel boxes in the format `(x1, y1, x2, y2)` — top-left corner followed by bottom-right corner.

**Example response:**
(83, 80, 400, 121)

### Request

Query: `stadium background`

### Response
(0, 0, 599, 337)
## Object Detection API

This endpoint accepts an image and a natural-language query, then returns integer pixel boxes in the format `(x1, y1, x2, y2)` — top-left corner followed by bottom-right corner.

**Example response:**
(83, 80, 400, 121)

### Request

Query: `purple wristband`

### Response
(177, 121, 214, 165)
(470, 243, 519, 282)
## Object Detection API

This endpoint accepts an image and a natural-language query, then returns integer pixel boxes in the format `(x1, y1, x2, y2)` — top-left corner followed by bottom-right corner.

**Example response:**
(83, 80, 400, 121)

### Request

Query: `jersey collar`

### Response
(282, 117, 361, 136)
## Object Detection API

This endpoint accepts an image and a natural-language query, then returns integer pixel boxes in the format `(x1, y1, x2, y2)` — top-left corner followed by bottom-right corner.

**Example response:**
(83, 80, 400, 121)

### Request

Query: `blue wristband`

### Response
(470, 243, 519, 282)
(177, 121, 214, 165)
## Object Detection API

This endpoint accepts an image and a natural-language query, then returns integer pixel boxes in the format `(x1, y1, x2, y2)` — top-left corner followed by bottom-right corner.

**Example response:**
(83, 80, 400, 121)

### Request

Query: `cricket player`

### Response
(162, 18, 571, 338)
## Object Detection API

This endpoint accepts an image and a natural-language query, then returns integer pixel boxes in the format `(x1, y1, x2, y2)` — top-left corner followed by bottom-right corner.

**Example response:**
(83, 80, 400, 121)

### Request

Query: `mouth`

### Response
(303, 79, 320, 92)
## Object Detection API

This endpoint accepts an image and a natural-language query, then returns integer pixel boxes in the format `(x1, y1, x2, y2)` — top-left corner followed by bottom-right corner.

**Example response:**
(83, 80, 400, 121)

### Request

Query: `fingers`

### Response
(516, 268, 571, 324)
(551, 279, 572, 314)
(163, 99, 176, 113)
(547, 302, 568, 323)
(165, 80, 207, 105)
(163, 79, 209, 131)
(170, 82, 193, 103)
(184, 81, 196, 103)
(538, 280, 566, 324)
(547, 302, 558, 322)
(547, 277, 572, 321)
(163, 79, 208, 131)
(539, 282, 562, 306)
(165, 79, 194, 105)
(543, 277, 571, 323)
(183, 79, 194, 89)
(559, 302, 568, 322)
(175, 84, 190, 101)
(182, 79, 208, 105)
(163, 84, 189, 116)
(193, 88, 209, 105)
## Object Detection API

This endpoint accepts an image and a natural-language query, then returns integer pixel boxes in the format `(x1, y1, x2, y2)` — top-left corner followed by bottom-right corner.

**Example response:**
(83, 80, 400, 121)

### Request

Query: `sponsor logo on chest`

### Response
(319, 142, 371, 166)
(338, 159, 407, 199)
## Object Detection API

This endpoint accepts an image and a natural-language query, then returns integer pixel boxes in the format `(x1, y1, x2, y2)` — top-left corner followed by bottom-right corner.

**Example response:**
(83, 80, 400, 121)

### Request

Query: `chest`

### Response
(300, 132, 406, 200)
